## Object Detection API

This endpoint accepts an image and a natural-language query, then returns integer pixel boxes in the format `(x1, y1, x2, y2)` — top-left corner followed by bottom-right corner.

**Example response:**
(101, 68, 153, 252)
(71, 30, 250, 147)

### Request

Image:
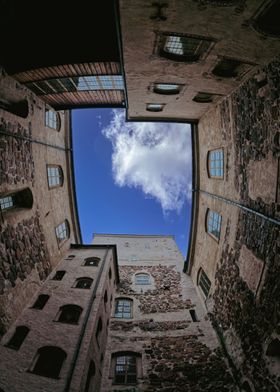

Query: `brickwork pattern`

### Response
(118, 265, 192, 313)
(0, 119, 34, 186)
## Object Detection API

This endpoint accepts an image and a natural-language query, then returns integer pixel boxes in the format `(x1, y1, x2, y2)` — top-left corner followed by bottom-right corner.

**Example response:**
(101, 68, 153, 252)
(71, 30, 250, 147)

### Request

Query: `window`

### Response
(31, 346, 66, 379)
(109, 268, 112, 280)
(47, 165, 63, 188)
(206, 210, 222, 240)
(193, 92, 215, 103)
(114, 354, 137, 384)
(52, 270, 66, 281)
(189, 309, 198, 322)
(198, 268, 211, 298)
(158, 32, 214, 62)
(45, 109, 60, 130)
(75, 277, 93, 289)
(135, 273, 150, 285)
(6, 326, 29, 350)
(208, 149, 224, 178)
(146, 103, 164, 112)
(0, 188, 33, 213)
(84, 257, 100, 267)
(104, 290, 108, 304)
(95, 318, 103, 345)
(252, 0, 280, 37)
(55, 220, 70, 244)
(32, 294, 49, 310)
(266, 338, 280, 358)
(57, 304, 83, 324)
(212, 58, 241, 78)
(153, 83, 181, 95)
(114, 298, 133, 319)
(84, 361, 96, 392)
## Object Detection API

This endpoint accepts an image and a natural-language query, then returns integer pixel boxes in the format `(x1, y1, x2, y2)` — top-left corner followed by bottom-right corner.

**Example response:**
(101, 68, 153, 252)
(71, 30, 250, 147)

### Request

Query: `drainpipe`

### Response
(64, 246, 110, 392)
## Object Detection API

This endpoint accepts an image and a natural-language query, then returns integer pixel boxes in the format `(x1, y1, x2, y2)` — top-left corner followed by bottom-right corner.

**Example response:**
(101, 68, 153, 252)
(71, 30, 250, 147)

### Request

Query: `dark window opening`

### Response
(84, 257, 100, 266)
(253, 0, 280, 37)
(193, 92, 214, 103)
(146, 103, 164, 112)
(84, 360, 96, 392)
(0, 98, 29, 118)
(95, 318, 103, 345)
(47, 165, 64, 188)
(109, 268, 112, 280)
(32, 294, 49, 310)
(0, 188, 33, 213)
(75, 277, 93, 289)
(189, 309, 199, 322)
(266, 338, 280, 357)
(6, 326, 29, 350)
(57, 304, 83, 324)
(104, 290, 108, 304)
(52, 270, 66, 281)
(31, 346, 66, 379)
(212, 58, 241, 78)
(242, 381, 253, 392)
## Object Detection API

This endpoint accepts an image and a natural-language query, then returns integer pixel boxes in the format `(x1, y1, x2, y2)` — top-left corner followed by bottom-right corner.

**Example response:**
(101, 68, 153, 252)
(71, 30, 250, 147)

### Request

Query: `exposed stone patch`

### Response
(110, 319, 191, 332)
(0, 118, 35, 186)
(118, 265, 193, 313)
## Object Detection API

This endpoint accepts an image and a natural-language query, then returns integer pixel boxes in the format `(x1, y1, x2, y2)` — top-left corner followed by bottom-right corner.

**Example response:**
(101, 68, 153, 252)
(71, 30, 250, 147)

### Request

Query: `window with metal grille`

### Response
(47, 165, 63, 188)
(198, 269, 211, 298)
(207, 210, 222, 240)
(75, 277, 93, 289)
(114, 298, 133, 319)
(32, 294, 49, 310)
(31, 346, 66, 379)
(0, 196, 14, 211)
(208, 149, 224, 178)
(115, 355, 137, 384)
(153, 83, 181, 95)
(6, 326, 29, 350)
(45, 109, 59, 130)
(57, 304, 82, 324)
(158, 32, 214, 62)
(55, 221, 69, 244)
(135, 273, 150, 285)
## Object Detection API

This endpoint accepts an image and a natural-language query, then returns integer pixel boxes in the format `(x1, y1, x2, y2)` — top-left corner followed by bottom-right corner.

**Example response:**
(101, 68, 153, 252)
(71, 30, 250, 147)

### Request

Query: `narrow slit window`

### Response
(32, 294, 49, 310)
(75, 277, 93, 289)
(189, 309, 199, 322)
(31, 346, 66, 379)
(52, 270, 66, 281)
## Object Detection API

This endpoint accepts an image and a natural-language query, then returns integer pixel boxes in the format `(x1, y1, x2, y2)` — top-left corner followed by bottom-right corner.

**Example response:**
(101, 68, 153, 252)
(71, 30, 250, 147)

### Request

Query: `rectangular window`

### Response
(208, 149, 224, 178)
(207, 210, 222, 240)
(115, 299, 132, 319)
(115, 355, 137, 384)
(0, 196, 14, 211)
(55, 221, 69, 243)
(198, 269, 211, 298)
(45, 109, 58, 129)
(47, 166, 63, 187)
(135, 273, 150, 285)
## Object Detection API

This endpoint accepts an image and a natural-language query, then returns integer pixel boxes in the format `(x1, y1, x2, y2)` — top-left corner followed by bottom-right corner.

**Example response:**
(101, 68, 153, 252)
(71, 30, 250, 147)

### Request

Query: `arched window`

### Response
(266, 338, 280, 358)
(55, 220, 70, 244)
(47, 165, 63, 188)
(206, 209, 222, 240)
(197, 268, 211, 298)
(153, 83, 181, 95)
(84, 360, 96, 392)
(193, 92, 214, 103)
(32, 294, 49, 310)
(114, 298, 133, 319)
(52, 270, 66, 281)
(45, 109, 60, 131)
(207, 149, 224, 178)
(75, 277, 93, 289)
(113, 352, 141, 384)
(84, 257, 100, 267)
(146, 103, 164, 112)
(57, 304, 83, 324)
(95, 318, 103, 345)
(6, 326, 29, 350)
(31, 346, 66, 378)
(0, 188, 33, 213)
(135, 273, 150, 285)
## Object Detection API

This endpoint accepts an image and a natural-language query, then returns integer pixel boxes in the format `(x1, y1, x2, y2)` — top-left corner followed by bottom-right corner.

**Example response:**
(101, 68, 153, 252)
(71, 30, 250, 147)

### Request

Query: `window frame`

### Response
(45, 108, 61, 131)
(135, 273, 151, 285)
(29, 346, 67, 379)
(47, 165, 64, 189)
(114, 298, 133, 319)
(152, 82, 183, 95)
(112, 352, 141, 385)
(197, 268, 211, 298)
(146, 103, 165, 112)
(6, 326, 30, 350)
(55, 220, 70, 246)
(55, 304, 83, 325)
(207, 148, 224, 179)
(206, 209, 222, 241)
(74, 277, 93, 289)
(32, 294, 50, 310)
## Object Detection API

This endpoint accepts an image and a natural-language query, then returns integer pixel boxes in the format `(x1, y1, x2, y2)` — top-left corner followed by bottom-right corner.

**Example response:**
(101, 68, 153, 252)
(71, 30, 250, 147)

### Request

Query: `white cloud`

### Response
(102, 110, 192, 213)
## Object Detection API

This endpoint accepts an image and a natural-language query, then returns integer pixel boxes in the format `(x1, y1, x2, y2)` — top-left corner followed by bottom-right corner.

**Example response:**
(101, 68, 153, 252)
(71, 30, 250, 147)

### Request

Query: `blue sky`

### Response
(72, 109, 192, 257)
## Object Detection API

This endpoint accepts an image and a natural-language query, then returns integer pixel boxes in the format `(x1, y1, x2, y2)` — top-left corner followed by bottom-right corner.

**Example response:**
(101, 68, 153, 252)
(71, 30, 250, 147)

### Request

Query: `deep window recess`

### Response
(31, 346, 66, 379)
(212, 58, 241, 78)
(45, 109, 59, 130)
(6, 326, 29, 350)
(146, 103, 164, 112)
(109, 268, 112, 280)
(104, 290, 108, 304)
(114, 354, 137, 384)
(135, 273, 150, 285)
(153, 83, 181, 95)
(193, 92, 214, 103)
(0, 188, 33, 212)
(208, 149, 224, 178)
(57, 304, 82, 324)
(114, 298, 133, 319)
(84, 257, 100, 266)
(252, 0, 280, 37)
(266, 338, 280, 357)
(47, 165, 63, 188)
(75, 277, 93, 289)
(95, 318, 103, 345)
(52, 270, 66, 281)
(84, 361, 96, 392)
(207, 210, 222, 240)
(198, 268, 211, 298)
(189, 309, 199, 322)
(55, 220, 70, 244)
(32, 294, 49, 310)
